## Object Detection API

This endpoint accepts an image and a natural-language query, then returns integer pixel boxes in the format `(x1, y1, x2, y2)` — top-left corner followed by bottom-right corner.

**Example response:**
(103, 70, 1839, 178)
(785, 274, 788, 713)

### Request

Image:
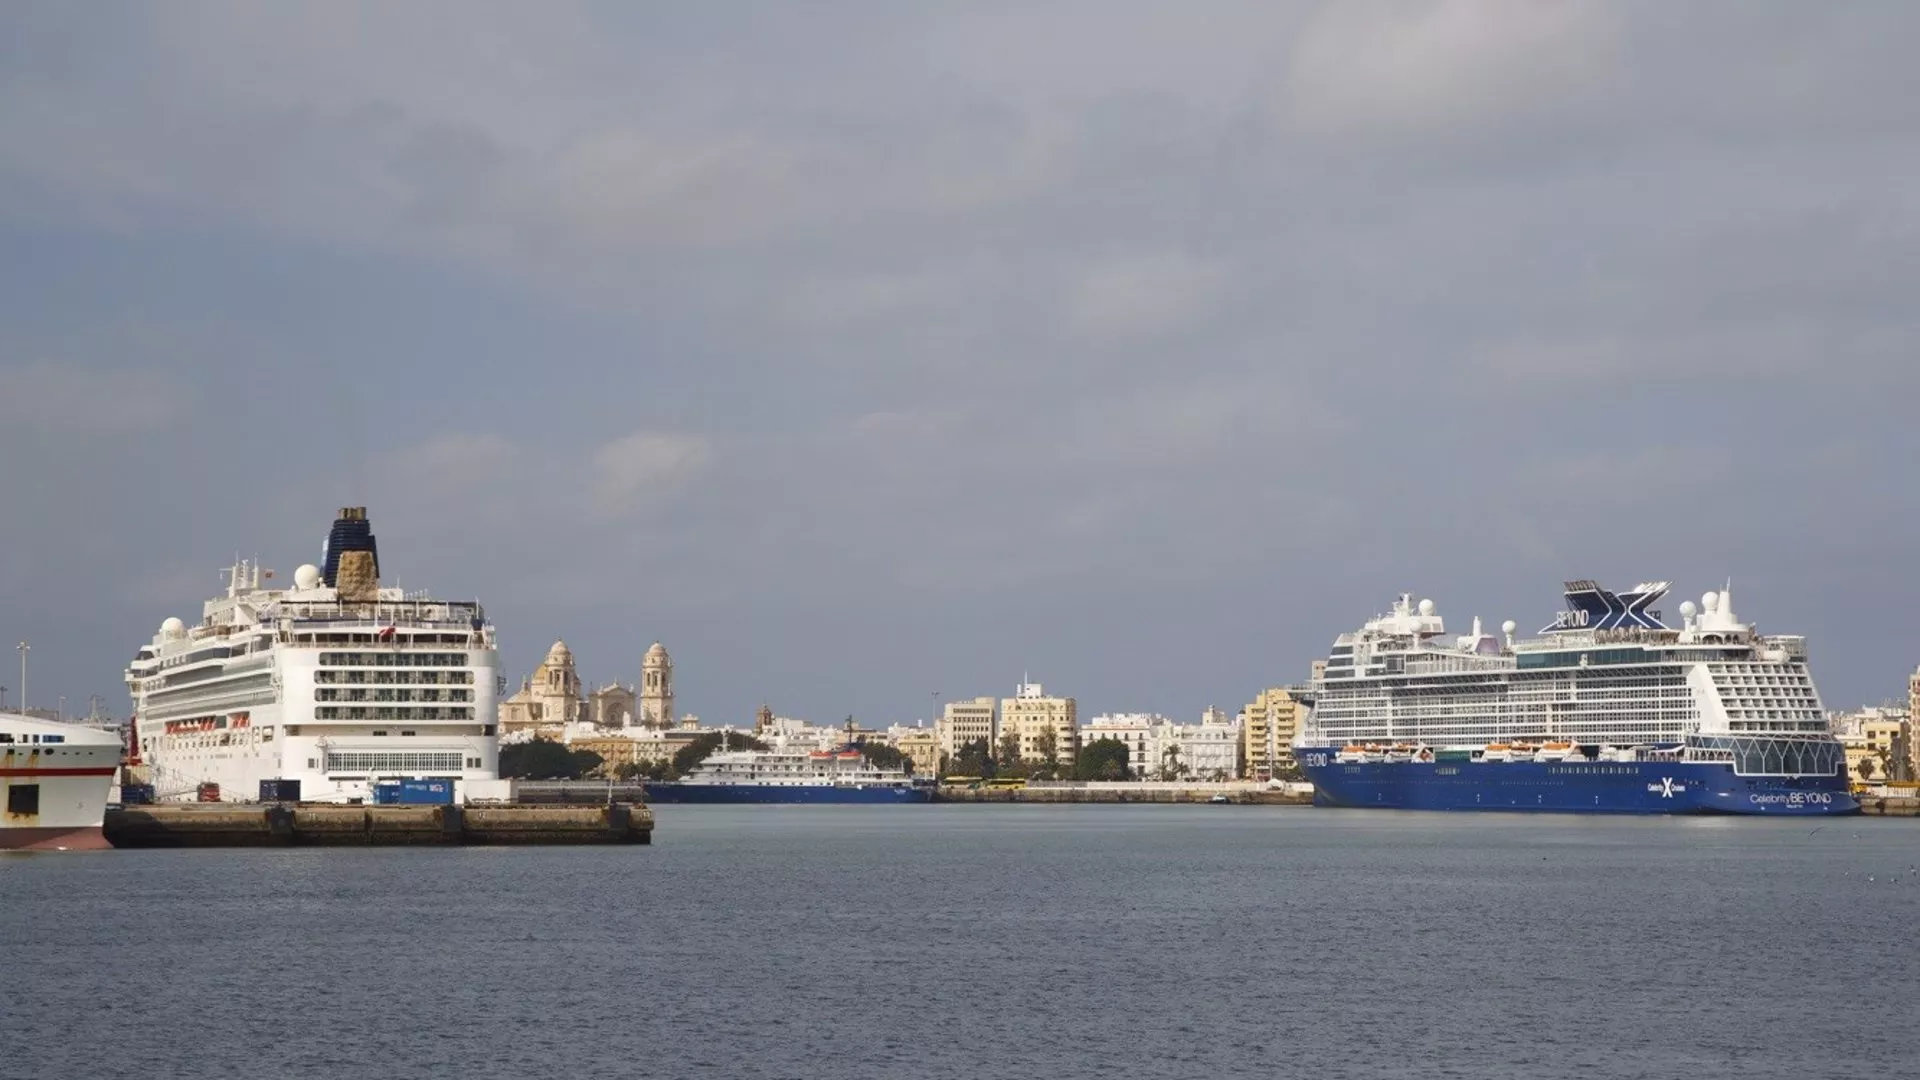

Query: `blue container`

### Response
(258, 778, 302, 803)
(119, 783, 156, 805)
(372, 780, 403, 805)
(398, 777, 455, 805)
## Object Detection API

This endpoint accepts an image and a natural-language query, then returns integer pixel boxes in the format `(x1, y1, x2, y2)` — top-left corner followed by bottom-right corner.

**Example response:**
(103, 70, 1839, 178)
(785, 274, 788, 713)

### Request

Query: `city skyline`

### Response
(4, 4, 1920, 723)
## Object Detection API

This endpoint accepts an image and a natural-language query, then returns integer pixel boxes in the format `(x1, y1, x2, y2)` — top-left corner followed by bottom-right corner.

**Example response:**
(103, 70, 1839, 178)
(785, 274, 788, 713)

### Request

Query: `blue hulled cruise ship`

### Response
(1294, 581, 1857, 815)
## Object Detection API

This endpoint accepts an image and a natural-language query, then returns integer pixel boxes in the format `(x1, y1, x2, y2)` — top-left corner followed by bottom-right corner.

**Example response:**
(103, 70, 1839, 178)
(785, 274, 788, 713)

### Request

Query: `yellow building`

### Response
(1857, 715, 1912, 783)
(1001, 681, 1078, 768)
(1241, 686, 1307, 780)
(1841, 731, 1874, 784)
(567, 729, 705, 776)
(891, 727, 943, 778)
(1909, 668, 1920, 777)
(939, 696, 998, 762)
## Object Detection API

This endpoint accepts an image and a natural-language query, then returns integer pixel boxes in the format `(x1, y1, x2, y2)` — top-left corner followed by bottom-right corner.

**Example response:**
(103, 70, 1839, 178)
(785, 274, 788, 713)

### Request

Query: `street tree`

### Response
(1075, 738, 1132, 781)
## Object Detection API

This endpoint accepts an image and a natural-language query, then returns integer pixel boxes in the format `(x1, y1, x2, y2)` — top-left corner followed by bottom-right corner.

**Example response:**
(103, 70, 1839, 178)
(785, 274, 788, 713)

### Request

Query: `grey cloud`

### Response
(3, 2, 1920, 719)
(0, 362, 188, 431)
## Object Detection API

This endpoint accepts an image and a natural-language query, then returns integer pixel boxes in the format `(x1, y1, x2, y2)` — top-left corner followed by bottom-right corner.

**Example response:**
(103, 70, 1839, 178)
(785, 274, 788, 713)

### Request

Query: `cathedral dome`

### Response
(546, 640, 574, 664)
(644, 642, 668, 661)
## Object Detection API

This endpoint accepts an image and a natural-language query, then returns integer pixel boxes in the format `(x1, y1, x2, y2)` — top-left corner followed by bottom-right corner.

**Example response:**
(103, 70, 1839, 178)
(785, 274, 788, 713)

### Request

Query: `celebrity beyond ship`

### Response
(125, 508, 503, 804)
(1293, 580, 1857, 815)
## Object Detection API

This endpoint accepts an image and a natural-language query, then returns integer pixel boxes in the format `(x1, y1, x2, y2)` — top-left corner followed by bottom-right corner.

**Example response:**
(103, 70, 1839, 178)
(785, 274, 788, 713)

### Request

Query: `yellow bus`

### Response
(983, 777, 1027, 789)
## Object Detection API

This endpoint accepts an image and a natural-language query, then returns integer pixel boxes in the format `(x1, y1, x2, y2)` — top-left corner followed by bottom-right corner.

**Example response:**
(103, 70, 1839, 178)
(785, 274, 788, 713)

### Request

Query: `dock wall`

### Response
(103, 802, 654, 847)
(1855, 796, 1920, 817)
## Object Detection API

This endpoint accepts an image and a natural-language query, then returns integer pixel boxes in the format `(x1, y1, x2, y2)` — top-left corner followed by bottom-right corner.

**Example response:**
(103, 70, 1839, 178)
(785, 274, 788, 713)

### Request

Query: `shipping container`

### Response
(398, 777, 455, 805)
(258, 778, 302, 803)
(371, 778, 455, 805)
(120, 783, 157, 805)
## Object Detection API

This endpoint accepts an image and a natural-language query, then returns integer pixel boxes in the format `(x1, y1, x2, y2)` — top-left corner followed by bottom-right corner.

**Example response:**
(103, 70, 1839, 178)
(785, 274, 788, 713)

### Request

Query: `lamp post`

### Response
(16, 641, 27, 713)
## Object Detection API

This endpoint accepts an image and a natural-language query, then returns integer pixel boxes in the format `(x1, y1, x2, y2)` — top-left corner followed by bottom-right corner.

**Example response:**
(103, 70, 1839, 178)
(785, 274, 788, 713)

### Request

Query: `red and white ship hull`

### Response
(2, 712, 121, 851)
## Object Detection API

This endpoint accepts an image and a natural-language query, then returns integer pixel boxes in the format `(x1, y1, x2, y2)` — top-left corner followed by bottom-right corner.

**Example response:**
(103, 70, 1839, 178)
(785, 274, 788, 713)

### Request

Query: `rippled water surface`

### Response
(4, 806, 1915, 1080)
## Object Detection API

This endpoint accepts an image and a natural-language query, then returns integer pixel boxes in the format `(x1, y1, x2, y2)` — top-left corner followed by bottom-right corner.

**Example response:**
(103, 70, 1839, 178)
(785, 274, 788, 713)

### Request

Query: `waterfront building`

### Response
(939, 696, 998, 762)
(1832, 703, 1912, 783)
(1166, 710, 1242, 781)
(1910, 667, 1920, 776)
(1080, 712, 1243, 779)
(756, 715, 862, 751)
(888, 725, 943, 777)
(1082, 713, 1159, 777)
(563, 725, 706, 774)
(640, 642, 674, 728)
(1860, 712, 1912, 783)
(1240, 686, 1308, 780)
(1001, 681, 1078, 769)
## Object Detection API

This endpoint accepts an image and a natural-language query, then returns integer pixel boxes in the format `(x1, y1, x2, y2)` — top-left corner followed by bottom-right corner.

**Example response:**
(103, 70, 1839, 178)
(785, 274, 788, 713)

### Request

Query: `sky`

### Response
(2, 2, 1918, 725)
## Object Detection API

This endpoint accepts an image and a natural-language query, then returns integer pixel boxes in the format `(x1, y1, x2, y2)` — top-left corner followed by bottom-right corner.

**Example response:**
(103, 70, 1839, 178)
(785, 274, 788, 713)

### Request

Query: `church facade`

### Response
(498, 639, 675, 737)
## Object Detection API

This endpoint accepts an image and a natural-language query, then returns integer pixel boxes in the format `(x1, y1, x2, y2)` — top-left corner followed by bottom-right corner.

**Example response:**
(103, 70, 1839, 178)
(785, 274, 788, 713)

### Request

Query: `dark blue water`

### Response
(3, 807, 1914, 1080)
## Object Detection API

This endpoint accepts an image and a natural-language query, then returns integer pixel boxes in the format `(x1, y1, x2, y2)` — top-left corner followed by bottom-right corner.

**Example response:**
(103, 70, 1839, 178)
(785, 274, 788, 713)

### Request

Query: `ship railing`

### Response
(277, 612, 484, 627)
(269, 600, 485, 622)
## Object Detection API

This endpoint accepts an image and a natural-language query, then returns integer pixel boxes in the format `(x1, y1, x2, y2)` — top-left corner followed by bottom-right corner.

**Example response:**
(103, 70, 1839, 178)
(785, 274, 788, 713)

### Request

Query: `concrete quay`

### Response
(1855, 795, 1920, 817)
(103, 802, 654, 847)
(935, 783, 1313, 805)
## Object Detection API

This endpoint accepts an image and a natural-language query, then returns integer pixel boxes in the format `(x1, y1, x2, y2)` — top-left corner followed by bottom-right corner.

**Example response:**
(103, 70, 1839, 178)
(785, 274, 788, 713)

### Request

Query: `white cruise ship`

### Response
(644, 742, 932, 804)
(1293, 580, 1855, 814)
(125, 507, 502, 804)
(2, 712, 123, 850)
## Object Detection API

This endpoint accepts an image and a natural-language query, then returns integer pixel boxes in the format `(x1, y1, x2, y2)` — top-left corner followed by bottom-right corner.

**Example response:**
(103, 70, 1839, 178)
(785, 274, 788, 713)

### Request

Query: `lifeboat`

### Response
(1481, 743, 1513, 763)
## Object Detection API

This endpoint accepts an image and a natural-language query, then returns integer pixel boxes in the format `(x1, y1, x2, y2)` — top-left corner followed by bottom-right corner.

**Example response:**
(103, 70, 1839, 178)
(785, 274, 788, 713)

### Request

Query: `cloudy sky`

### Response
(3, 2, 1918, 724)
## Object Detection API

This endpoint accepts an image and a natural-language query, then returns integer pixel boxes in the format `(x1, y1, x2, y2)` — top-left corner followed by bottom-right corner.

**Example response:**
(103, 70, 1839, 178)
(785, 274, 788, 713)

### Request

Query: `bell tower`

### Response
(640, 642, 674, 729)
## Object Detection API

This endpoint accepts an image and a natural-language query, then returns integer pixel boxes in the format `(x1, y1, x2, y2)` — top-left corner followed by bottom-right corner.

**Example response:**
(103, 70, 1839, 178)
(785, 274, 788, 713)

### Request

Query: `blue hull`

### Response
(1298, 751, 1858, 815)
(642, 782, 933, 805)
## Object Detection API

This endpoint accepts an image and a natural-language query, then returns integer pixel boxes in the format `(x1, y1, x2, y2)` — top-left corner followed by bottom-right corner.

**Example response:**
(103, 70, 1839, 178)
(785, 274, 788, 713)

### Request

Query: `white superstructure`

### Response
(675, 747, 917, 789)
(1298, 581, 1843, 776)
(1, 711, 122, 850)
(125, 507, 501, 804)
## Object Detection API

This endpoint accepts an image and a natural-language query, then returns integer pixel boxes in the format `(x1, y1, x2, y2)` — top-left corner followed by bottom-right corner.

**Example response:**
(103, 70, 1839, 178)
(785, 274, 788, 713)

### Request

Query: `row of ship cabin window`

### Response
(318, 652, 471, 667)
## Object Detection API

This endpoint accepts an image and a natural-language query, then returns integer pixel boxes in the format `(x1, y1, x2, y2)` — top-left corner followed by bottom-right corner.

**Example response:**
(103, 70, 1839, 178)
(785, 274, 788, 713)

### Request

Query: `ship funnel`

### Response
(322, 506, 381, 601)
